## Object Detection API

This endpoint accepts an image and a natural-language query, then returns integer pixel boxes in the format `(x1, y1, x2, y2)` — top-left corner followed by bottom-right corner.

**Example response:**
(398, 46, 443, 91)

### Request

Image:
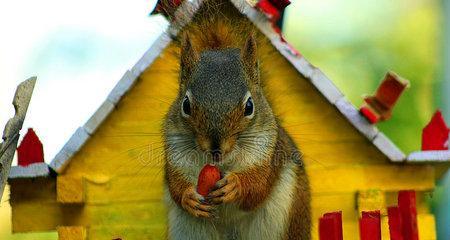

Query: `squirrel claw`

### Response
(208, 173, 242, 205)
(182, 186, 216, 218)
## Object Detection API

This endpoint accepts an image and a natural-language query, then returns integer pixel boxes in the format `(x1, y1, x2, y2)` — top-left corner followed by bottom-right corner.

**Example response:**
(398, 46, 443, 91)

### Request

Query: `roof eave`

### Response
(407, 150, 450, 163)
(9, 162, 50, 179)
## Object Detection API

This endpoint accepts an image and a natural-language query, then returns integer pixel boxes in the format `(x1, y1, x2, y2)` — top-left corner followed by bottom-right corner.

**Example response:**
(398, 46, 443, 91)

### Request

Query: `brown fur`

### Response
(236, 130, 285, 211)
(278, 127, 311, 240)
(165, 163, 192, 206)
(162, 0, 311, 238)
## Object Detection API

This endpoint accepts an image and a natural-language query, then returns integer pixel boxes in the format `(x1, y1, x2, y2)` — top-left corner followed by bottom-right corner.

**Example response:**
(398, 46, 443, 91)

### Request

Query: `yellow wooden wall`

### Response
(10, 39, 436, 239)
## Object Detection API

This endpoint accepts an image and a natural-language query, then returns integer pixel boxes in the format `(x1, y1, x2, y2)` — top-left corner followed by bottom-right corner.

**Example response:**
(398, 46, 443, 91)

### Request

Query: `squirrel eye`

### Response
(182, 96, 191, 116)
(244, 97, 254, 117)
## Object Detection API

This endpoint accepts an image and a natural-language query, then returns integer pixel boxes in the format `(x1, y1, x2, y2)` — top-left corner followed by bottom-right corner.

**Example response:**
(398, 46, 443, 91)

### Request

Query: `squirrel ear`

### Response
(242, 34, 259, 84)
(180, 33, 199, 86)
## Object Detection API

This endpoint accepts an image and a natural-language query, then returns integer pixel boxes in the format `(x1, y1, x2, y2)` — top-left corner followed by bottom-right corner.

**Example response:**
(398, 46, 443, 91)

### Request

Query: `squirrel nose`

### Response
(211, 149, 222, 162)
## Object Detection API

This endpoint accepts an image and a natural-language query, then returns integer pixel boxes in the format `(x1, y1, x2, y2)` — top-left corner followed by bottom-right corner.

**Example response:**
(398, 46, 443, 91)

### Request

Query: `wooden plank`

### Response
(89, 225, 166, 240)
(295, 140, 387, 167)
(359, 211, 381, 240)
(11, 201, 65, 232)
(9, 177, 56, 202)
(60, 164, 435, 204)
(417, 213, 436, 240)
(388, 207, 403, 240)
(398, 191, 419, 240)
(309, 165, 435, 194)
(319, 211, 343, 240)
(85, 172, 164, 203)
(357, 190, 385, 214)
(82, 166, 435, 204)
(57, 226, 86, 240)
(11, 200, 166, 232)
(57, 176, 85, 203)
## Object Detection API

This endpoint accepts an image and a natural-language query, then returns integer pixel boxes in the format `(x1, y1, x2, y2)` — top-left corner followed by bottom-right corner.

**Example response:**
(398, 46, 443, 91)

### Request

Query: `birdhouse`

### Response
(16, 128, 44, 166)
(6, 0, 447, 239)
(360, 72, 409, 124)
(422, 110, 449, 151)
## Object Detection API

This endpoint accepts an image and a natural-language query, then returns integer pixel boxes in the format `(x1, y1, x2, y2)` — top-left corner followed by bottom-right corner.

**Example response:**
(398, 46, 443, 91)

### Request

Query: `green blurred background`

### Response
(284, 0, 450, 239)
(0, 0, 449, 239)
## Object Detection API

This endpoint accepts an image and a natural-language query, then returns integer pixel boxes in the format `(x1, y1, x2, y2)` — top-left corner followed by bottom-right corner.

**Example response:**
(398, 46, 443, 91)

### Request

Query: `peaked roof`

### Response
(422, 110, 449, 150)
(17, 128, 44, 167)
(16, 0, 449, 176)
(10, 128, 49, 179)
(47, 0, 407, 173)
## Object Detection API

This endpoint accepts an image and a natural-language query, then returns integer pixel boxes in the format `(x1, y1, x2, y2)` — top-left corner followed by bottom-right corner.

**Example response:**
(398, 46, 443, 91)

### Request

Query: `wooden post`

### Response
(388, 206, 404, 240)
(398, 190, 419, 240)
(359, 210, 381, 240)
(319, 211, 343, 240)
(0, 78, 36, 203)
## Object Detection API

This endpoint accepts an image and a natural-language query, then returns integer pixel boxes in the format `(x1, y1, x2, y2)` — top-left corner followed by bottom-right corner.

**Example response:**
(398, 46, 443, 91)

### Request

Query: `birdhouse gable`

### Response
(47, 0, 408, 174)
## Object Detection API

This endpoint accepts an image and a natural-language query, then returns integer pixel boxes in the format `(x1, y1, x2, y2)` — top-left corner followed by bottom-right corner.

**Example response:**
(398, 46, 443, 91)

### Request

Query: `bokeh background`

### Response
(0, 0, 449, 239)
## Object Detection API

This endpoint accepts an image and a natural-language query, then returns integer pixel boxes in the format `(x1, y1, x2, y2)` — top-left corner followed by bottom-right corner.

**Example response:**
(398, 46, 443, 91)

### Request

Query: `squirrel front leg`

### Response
(207, 160, 280, 211)
(165, 164, 216, 218)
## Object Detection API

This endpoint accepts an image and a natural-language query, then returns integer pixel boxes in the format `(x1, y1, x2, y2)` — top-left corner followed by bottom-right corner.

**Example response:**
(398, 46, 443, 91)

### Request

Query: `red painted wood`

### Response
(388, 206, 404, 240)
(319, 212, 342, 240)
(321, 211, 343, 240)
(375, 74, 408, 108)
(398, 191, 419, 240)
(267, 0, 291, 11)
(16, 128, 44, 167)
(359, 211, 381, 240)
(360, 106, 380, 124)
(422, 110, 449, 150)
(360, 72, 409, 122)
(256, 0, 281, 22)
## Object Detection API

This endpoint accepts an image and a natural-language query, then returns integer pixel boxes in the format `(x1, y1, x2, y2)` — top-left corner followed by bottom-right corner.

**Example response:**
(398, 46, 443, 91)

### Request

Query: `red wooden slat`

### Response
(388, 206, 404, 240)
(398, 191, 419, 240)
(319, 211, 343, 240)
(359, 211, 381, 240)
(323, 212, 343, 240)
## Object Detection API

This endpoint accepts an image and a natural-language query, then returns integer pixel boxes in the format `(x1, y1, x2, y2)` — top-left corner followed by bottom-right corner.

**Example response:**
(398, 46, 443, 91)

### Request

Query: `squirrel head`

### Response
(164, 33, 277, 166)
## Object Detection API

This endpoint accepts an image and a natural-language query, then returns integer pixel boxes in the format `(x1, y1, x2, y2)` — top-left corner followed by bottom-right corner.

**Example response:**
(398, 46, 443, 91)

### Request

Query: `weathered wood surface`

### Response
(0, 77, 35, 203)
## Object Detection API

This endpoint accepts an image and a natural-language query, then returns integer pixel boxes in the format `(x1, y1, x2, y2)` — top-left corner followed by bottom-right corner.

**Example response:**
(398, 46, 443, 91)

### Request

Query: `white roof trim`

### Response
(334, 97, 379, 140)
(9, 162, 49, 179)
(372, 133, 406, 162)
(49, 0, 407, 173)
(407, 150, 450, 163)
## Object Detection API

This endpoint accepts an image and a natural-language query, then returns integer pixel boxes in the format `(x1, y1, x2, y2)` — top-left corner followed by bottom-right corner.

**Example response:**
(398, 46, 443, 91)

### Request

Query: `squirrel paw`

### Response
(181, 186, 216, 218)
(207, 173, 242, 204)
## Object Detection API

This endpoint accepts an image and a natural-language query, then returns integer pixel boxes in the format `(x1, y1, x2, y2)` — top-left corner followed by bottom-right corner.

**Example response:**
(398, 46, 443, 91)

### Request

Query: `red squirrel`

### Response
(162, 1, 311, 239)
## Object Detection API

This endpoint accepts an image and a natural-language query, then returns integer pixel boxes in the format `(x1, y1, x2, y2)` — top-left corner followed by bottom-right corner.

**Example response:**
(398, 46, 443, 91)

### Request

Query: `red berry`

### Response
(197, 164, 221, 196)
